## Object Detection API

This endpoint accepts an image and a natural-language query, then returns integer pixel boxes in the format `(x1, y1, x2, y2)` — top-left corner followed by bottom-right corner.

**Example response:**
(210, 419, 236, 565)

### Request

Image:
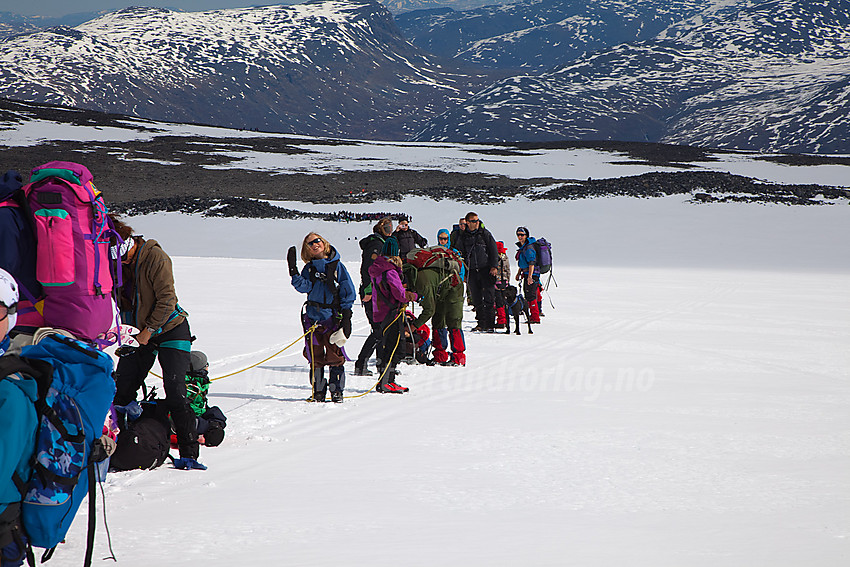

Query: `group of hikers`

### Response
(0, 161, 550, 566)
(289, 211, 549, 402)
(1, 162, 230, 566)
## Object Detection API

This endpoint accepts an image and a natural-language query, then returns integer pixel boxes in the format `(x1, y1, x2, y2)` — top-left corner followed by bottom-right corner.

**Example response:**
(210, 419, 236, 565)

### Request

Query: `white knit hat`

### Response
(0, 267, 19, 332)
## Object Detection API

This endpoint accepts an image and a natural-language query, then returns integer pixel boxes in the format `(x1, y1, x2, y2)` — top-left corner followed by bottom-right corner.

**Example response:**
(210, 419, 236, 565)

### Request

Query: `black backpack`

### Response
(110, 401, 171, 471)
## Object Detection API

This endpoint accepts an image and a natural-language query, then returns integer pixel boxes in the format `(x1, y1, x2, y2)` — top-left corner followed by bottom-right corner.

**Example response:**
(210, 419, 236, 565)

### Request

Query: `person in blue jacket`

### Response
(0, 268, 38, 567)
(514, 227, 541, 324)
(288, 232, 356, 403)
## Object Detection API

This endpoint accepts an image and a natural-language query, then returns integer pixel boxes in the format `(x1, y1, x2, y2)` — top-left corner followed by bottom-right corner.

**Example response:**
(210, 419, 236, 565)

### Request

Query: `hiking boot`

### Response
(391, 381, 409, 392)
(353, 364, 373, 376)
(378, 382, 404, 394)
(440, 360, 460, 367)
(470, 325, 483, 332)
(331, 390, 344, 403)
(312, 390, 327, 402)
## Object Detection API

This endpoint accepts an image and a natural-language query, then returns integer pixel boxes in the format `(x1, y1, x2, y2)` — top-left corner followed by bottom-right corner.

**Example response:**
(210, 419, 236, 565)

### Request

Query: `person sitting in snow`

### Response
(181, 351, 227, 447)
(288, 232, 356, 403)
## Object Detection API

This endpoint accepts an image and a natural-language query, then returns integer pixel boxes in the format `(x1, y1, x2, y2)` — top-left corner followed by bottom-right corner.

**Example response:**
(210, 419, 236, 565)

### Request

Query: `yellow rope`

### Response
(147, 323, 318, 381)
(344, 308, 405, 400)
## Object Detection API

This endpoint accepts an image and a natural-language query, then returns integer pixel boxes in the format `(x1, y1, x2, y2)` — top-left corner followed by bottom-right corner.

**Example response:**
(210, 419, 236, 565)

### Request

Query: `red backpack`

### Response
(405, 246, 463, 286)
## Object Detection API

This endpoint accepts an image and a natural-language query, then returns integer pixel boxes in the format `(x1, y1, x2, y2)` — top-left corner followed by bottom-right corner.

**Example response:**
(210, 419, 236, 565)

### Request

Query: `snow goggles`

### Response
(112, 237, 133, 261)
(0, 301, 17, 322)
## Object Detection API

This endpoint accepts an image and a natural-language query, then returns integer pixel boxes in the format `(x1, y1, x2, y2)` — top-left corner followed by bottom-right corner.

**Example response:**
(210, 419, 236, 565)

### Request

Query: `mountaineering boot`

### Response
(379, 382, 404, 394)
(389, 371, 409, 393)
(353, 361, 373, 376)
(311, 366, 327, 402)
(328, 365, 345, 403)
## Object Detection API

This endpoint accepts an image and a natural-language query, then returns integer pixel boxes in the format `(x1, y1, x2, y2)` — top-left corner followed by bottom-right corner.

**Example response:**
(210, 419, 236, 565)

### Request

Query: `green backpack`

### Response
(185, 370, 210, 416)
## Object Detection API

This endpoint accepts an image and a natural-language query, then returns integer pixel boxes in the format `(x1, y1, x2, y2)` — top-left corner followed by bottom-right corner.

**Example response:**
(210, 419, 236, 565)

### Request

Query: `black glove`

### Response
(341, 308, 352, 338)
(287, 246, 299, 276)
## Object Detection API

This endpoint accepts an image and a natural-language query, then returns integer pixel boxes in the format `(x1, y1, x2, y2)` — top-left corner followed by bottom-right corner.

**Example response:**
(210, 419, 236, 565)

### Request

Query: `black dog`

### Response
(503, 285, 533, 335)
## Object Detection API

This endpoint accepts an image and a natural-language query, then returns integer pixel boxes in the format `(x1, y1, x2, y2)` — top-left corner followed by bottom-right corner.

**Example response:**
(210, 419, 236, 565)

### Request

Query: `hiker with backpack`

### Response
(0, 267, 116, 567)
(418, 229, 467, 366)
(184, 351, 227, 446)
(354, 217, 394, 376)
(369, 238, 418, 393)
(0, 171, 43, 337)
(1, 163, 121, 341)
(515, 227, 541, 324)
(288, 232, 356, 403)
(457, 212, 499, 333)
(393, 216, 427, 257)
(110, 217, 205, 470)
(494, 241, 512, 330)
(0, 269, 34, 567)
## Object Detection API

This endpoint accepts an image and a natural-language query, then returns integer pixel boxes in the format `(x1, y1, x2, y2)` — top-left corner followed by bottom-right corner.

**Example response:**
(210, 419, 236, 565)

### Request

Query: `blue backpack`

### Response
(16, 334, 115, 566)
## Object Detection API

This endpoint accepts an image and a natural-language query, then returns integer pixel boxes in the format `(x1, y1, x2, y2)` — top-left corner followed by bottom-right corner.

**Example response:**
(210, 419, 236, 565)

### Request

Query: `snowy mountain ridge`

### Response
(412, 0, 850, 153)
(395, 0, 719, 71)
(0, 1, 498, 140)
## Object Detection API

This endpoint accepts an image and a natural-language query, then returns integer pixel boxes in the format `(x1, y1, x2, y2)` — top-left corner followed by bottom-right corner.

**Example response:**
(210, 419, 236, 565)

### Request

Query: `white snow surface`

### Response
(42, 193, 849, 566)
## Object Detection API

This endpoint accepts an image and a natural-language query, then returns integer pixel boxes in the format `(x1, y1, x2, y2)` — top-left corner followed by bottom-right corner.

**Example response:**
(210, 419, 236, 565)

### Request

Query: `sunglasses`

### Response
(307, 238, 322, 246)
(467, 219, 480, 224)
(438, 236, 449, 240)
(0, 301, 17, 322)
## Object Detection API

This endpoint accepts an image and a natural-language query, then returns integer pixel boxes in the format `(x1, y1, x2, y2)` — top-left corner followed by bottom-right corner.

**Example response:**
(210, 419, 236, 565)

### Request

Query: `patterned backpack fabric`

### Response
(17, 334, 115, 564)
(22, 162, 120, 342)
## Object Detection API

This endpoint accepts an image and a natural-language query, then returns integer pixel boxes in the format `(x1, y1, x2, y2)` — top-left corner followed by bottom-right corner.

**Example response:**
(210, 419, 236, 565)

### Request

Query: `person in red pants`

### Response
(514, 227, 541, 324)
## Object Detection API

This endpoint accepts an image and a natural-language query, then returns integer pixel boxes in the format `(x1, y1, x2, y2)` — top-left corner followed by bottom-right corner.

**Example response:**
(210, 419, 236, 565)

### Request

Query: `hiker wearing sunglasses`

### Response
(289, 233, 356, 403)
(456, 212, 499, 333)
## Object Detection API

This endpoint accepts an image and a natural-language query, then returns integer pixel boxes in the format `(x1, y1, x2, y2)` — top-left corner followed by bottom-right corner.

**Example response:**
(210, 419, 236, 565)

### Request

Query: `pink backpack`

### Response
(22, 161, 120, 341)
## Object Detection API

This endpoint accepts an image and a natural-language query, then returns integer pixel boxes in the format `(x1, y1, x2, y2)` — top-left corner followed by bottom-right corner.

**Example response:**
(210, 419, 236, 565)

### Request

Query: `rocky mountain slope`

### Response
(412, 0, 850, 153)
(395, 0, 714, 71)
(0, 1, 499, 140)
(2, 97, 847, 214)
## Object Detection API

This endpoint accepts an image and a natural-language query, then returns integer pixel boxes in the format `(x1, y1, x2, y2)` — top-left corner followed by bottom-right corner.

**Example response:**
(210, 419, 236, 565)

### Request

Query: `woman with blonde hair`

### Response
(288, 232, 356, 403)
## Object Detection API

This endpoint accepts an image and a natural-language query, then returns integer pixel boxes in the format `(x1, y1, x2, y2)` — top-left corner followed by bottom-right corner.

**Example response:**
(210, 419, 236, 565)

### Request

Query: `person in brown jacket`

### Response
(111, 217, 203, 470)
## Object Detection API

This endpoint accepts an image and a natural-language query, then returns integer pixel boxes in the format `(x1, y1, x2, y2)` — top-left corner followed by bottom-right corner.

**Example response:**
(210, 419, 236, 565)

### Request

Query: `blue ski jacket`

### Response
(516, 237, 539, 275)
(0, 361, 38, 521)
(292, 246, 356, 323)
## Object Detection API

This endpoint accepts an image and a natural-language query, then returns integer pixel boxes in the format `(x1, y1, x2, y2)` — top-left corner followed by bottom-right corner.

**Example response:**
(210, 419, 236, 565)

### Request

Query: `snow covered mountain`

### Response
(0, 11, 103, 39)
(395, 0, 714, 71)
(380, 0, 510, 14)
(412, 0, 850, 153)
(0, 1, 498, 140)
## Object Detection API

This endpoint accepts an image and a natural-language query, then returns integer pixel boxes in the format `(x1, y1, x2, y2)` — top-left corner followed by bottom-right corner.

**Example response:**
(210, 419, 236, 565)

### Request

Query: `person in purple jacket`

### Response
(368, 237, 417, 393)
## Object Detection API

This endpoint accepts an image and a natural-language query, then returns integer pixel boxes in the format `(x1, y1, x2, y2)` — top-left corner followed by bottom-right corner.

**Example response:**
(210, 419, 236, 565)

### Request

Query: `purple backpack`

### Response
(533, 238, 553, 274)
(22, 162, 120, 341)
